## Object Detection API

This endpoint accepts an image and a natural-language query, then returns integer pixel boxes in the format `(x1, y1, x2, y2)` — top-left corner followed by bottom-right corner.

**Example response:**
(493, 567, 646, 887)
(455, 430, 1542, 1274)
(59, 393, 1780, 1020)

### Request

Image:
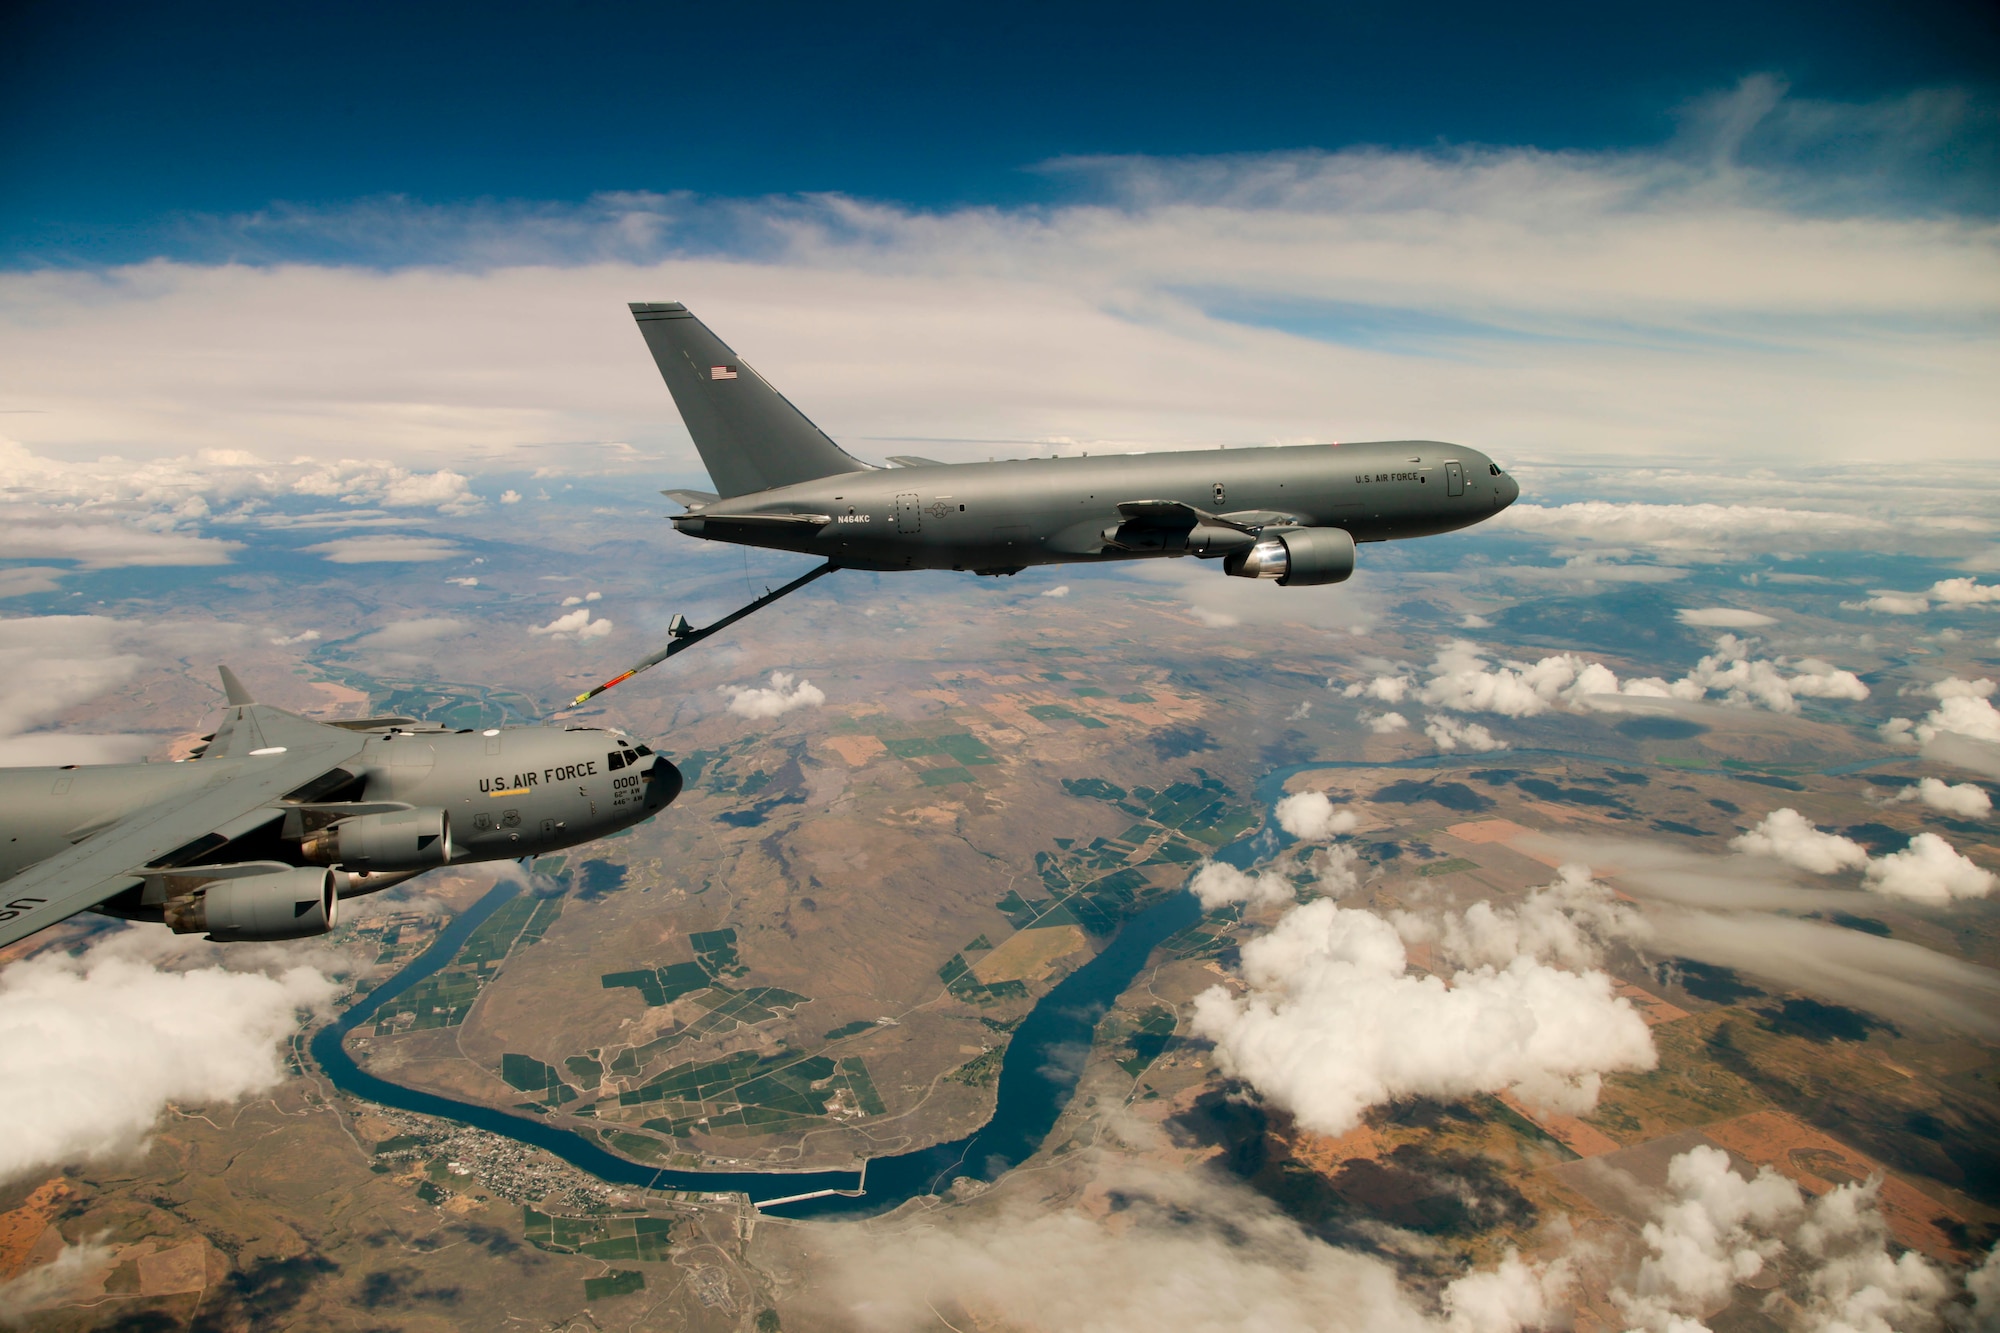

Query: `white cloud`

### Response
(1041, 584, 1071, 598)
(1274, 791, 1358, 842)
(1853, 592, 1931, 615)
(1497, 502, 1888, 551)
(1425, 714, 1507, 752)
(302, 535, 462, 563)
(2, 90, 1996, 500)
(0, 615, 145, 742)
(810, 1161, 1566, 1333)
(0, 504, 244, 569)
(1457, 613, 1492, 629)
(1862, 832, 1996, 904)
(0, 932, 339, 1182)
(1190, 861, 1297, 911)
(529, 608, 613, 640)
(0, 1238, 117, 1323)
(1365, 710, 1410, 733)
(720, 670, 825, 719)
(1, 439, 483, 521)
(1896, 776, 1992, 818)
(500, 489, 522, 504)
(1727, 807, 1993, 902)
(1617, 1145, 1954, 1333)
(1397, 864, 1646, 974)
(1884, 675, 2000, 746)
(1676, 607, 1776, 628)
(1730, 808, 1869, 875)
(351, 618, 468, 652)
(268, 628, 321, 645)
(1930, 577, 2000, 606)
(445, 576, 479, 587)
(1847, 577, 2000, 615)
(1190, 605, 1240, 628)
(1190, 897, 1655, 1136)
(1350, 640, 1694, 724)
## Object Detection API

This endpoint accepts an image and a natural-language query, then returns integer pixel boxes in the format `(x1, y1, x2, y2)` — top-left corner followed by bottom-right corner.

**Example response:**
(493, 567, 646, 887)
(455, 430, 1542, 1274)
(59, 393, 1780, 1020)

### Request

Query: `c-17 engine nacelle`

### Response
(163, 865, 339, 941)
(1224, 526, 1356, 586)
(302, 808, 453, 872)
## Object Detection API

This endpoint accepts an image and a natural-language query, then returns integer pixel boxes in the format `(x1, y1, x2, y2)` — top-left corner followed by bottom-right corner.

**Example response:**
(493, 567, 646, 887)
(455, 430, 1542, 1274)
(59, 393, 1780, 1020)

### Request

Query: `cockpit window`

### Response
(1489, 463, 1504, 475)
(622, 749, 639, 766)
(634, 744, 653, 756)
(607, 751, 626, 771)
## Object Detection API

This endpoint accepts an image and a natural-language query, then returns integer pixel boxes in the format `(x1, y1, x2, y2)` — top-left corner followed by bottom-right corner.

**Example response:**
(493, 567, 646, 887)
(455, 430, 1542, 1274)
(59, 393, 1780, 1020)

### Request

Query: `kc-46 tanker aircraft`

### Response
(0, 669, 683, 951)
(633, 302, 1520, 584)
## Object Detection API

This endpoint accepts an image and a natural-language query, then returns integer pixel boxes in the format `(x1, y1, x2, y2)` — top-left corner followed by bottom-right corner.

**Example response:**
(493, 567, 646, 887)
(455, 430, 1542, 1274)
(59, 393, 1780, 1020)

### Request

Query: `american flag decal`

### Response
(709, 365, 738, 380)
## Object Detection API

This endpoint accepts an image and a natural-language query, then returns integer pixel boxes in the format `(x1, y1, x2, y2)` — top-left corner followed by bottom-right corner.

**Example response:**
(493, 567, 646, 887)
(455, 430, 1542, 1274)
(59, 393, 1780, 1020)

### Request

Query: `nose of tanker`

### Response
(1495, 468, 1520, 511)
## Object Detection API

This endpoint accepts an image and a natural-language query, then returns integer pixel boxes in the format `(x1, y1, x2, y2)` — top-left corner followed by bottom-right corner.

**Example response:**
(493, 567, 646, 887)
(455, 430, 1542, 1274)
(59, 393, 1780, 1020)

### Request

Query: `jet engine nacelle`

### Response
(164, 866, 338, 941)
(1223, 526, 1356, 586)
(302, 808, 453, 871)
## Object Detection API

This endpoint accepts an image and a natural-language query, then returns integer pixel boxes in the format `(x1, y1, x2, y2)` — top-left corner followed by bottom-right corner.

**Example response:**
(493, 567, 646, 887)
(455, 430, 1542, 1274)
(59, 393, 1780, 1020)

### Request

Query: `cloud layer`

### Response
(0, 933, 339, 1182)
(1191, 889, 1655, 1135)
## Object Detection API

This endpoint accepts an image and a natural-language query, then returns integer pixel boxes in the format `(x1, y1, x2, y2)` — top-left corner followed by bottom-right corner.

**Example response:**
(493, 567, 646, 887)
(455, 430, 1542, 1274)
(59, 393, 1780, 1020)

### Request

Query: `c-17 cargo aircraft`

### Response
(632, 302, 1519, 584)
(0, 669, 682, 951)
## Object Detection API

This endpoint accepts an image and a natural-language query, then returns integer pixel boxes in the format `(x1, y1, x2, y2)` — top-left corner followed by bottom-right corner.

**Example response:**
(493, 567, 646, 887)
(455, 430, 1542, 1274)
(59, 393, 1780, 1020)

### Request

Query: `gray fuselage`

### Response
(672, 440, 1517, 573)
(0, 724, 682, 909)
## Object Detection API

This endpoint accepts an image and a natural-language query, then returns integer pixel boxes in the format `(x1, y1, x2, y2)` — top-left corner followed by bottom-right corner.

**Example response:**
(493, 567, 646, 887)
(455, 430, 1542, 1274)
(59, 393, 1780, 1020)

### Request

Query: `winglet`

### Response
(218, 666, 254, 705)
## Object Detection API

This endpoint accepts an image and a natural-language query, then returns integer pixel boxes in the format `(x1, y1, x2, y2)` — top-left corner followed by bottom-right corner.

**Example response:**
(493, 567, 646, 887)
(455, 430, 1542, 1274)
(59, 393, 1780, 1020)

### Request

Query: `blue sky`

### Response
(4, 0, 1996, 264)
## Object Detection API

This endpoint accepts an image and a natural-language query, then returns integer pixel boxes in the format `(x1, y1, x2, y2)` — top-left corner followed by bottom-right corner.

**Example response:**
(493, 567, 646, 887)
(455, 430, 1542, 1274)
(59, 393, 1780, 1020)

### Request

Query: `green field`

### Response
(526, 1208, 677, 1262)
(616, 1049, 887, 1137)
(583, 1269, 648, 1301)
(372, 892, 564, 1033)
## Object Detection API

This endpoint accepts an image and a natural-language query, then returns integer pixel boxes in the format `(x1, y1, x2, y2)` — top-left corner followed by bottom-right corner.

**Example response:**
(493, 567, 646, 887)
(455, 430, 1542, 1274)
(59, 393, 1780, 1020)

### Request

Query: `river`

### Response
(311, 745, 1885, 1217)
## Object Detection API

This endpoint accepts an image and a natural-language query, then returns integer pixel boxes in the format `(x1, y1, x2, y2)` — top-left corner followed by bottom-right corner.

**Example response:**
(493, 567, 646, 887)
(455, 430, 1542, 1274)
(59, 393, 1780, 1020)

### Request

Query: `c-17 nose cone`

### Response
(645, 756, 684, 810)
(1496, 472, 1520, 510)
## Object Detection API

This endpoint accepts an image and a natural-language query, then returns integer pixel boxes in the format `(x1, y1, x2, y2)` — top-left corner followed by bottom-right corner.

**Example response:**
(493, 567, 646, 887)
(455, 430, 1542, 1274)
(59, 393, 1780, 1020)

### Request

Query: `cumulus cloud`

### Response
(1894, 776, 1992, 818)
(1190, 897, 1655, 1135)
(1848, 577, 2000, 615)
(268, 628, 321, 645)
(720, 670, 825, 719)
(1349, 634, 1868, 727)
(302, 535, 463, 563)
(1862, 832, 1996, 903)
(1617, 1145, 1954, 1333)
(528, 608, 613, 640)
(500, 489, 522, 503)
(1191, 861, 1298, 911)
(1425, 714, 1507, 752)
(1274, 791, 1358, 842)
(1729, 808, 1870, 875)
(0, 932, 340, 1182)
(1042, 584, 1070, 598)
(1365, 711, 1410, 734)
(1728, 807, 1993, 903)
(559, 591, 604, 606)
(1883, 675, 2000, 746)
(1397, 864, 1646, 974)
(1676, 607, 1776, 628)
(445, 576, 479, 587)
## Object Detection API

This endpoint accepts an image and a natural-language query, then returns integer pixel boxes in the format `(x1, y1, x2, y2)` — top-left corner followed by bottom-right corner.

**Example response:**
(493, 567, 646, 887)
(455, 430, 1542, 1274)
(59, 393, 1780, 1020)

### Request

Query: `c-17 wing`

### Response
(0, 711, 368, 951)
